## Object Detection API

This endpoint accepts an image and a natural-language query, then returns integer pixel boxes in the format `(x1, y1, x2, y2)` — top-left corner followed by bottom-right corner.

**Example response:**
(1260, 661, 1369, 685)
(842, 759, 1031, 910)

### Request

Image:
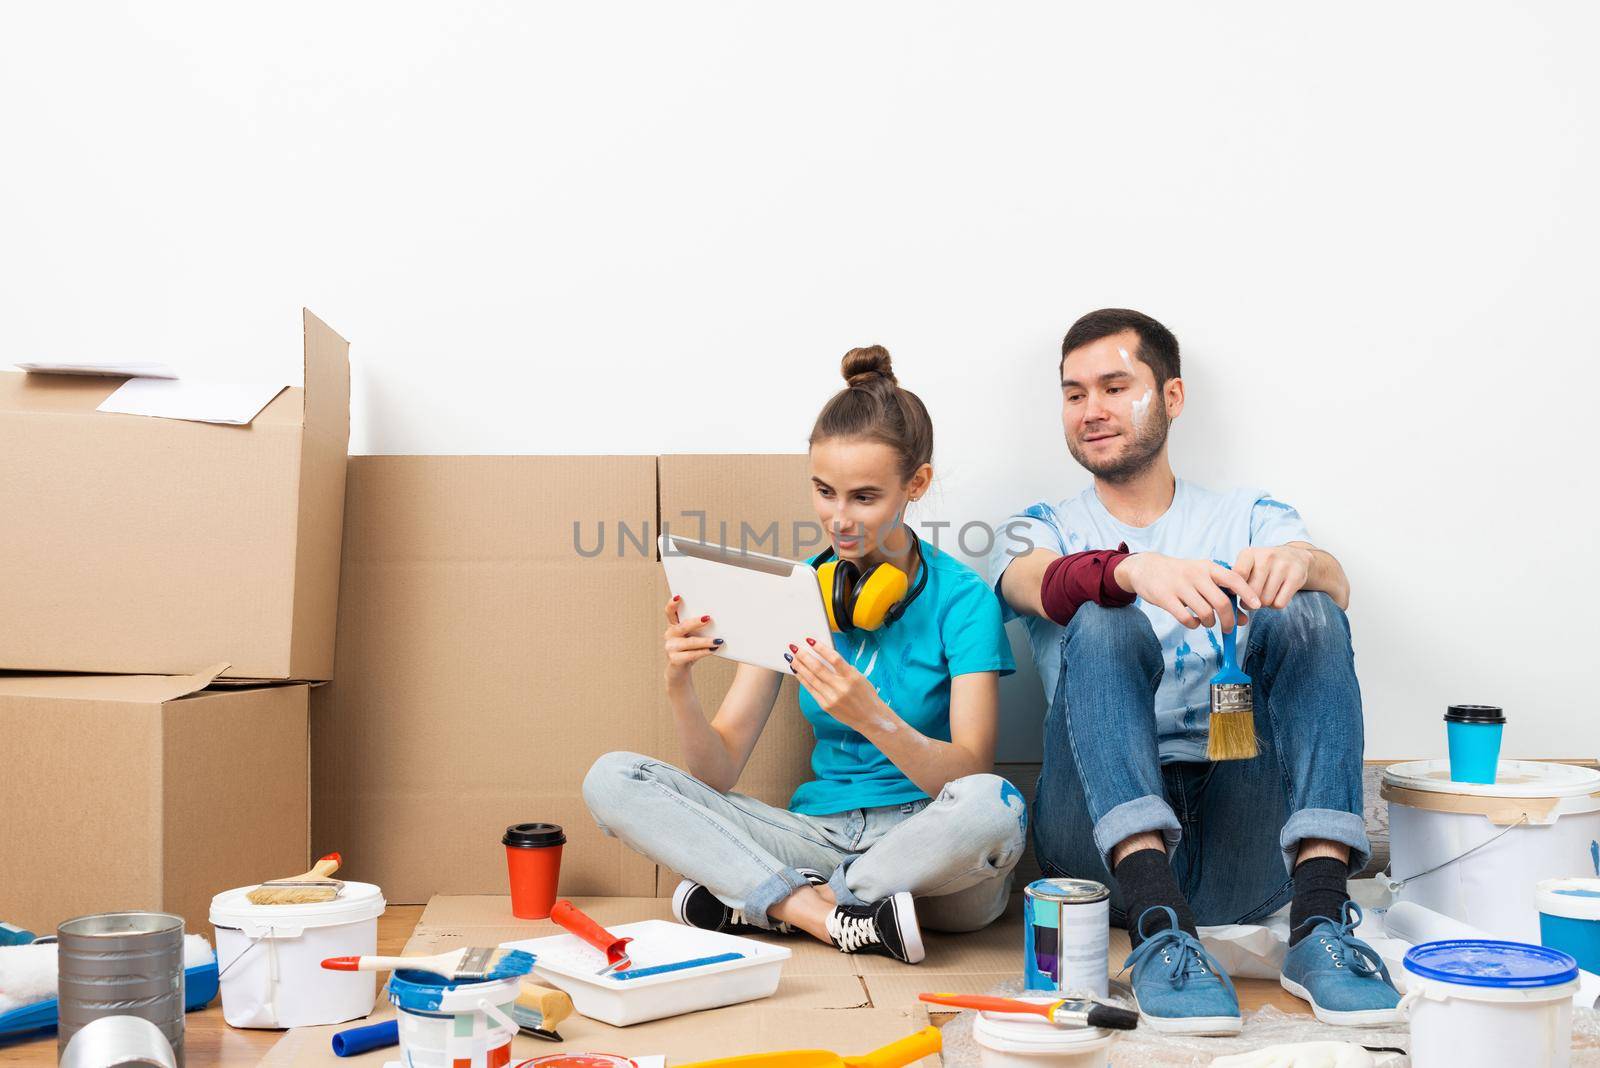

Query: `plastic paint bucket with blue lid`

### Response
(1538, 877, 1600, 978)
(387, 969, 522, 1068)
(1402, 939, 1579, 1068)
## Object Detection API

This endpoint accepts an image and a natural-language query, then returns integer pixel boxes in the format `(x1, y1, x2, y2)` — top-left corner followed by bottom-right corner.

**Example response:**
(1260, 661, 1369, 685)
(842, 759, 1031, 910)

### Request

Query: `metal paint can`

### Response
(1023, 877, 1110, 998)
(57, 912, 185, 1067)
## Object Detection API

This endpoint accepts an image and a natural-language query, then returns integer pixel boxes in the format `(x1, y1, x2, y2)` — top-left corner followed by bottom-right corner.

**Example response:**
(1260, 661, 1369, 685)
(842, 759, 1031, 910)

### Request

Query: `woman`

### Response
(583, 346, 1025, 964)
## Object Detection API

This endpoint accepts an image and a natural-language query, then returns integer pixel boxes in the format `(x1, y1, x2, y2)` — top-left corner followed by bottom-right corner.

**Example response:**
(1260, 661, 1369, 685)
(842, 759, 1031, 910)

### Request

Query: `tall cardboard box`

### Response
(0, 309, 350, 680)
(312, 456, 665, 903)
(312, 454, 821, 903)
(0, 666, 311, 940)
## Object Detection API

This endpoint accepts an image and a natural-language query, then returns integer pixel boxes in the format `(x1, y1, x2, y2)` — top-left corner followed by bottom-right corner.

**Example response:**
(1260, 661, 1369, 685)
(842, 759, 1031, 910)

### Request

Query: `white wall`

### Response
(4, 2, 1595, 761)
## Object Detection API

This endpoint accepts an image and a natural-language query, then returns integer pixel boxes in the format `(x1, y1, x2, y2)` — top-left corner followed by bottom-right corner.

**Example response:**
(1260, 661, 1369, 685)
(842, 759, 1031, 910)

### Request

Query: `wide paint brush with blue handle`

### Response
(1206, 561, 1257, 760)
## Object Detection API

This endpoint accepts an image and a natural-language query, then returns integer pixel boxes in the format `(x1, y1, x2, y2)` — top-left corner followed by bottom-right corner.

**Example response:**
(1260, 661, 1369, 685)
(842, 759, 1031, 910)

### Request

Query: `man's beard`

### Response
(1066, 403, 1169, 483)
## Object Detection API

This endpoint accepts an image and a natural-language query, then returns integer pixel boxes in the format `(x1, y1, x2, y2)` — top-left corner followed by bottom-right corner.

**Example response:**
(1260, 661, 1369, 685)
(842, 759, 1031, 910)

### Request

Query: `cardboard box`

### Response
(311, 454, 819, 903)
(0, 308, 350, 680)
(312, 456, 665, 903)
(0, 665, 311, 940)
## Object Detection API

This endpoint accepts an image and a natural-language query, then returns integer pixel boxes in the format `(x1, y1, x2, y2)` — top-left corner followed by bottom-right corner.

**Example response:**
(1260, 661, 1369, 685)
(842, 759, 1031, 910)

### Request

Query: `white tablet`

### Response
(659, 533, 836, 674)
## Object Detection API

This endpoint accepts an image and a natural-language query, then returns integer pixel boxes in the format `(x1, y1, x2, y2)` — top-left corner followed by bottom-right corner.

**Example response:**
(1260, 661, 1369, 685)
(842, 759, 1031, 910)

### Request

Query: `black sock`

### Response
(1289, 856, 1349, 945)
(1113, 848, 1198, 947)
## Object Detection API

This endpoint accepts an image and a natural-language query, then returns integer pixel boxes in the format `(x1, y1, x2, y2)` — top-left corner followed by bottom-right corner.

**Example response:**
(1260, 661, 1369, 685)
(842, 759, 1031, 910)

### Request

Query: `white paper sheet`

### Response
(16, 360, 178, 378)
(96, 377, 288, 425)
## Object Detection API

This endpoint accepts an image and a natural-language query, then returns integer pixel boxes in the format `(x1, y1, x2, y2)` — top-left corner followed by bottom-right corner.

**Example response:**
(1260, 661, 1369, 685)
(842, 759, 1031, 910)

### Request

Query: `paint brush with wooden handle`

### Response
(1206, 561, 1258, 760)
(247, 853, 343, 905)
(918, 992, 1139, 1030)
(321, 946, 536, 981)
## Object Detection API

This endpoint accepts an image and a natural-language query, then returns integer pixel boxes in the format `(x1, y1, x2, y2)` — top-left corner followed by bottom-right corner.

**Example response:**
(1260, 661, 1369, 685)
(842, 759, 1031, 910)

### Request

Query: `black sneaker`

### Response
(672, 869, 827, 934)
(825, 891, 925, 964)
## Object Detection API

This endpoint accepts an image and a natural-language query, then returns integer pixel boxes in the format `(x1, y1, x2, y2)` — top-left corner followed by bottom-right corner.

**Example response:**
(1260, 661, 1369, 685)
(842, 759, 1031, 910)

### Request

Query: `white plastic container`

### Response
(388, 970, 520, 1068)
(1402, 939, 1578, 1068)
(971, 999, 1113, 1068)
(209, 881, 385, 1028)
(503, 918, 790, 1025)
(1382, 759, 1600, 942)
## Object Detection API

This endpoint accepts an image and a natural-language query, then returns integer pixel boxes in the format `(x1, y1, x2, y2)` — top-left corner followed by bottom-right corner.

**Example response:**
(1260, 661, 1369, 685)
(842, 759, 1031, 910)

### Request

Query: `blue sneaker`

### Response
(1280, 902, 1402, 1026)
(1121, 906, 1243, 1036)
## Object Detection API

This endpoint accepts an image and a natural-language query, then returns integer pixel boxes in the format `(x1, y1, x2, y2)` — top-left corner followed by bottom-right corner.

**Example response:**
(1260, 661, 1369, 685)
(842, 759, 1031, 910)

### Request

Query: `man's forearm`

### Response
(1293, 542, 1350, 609)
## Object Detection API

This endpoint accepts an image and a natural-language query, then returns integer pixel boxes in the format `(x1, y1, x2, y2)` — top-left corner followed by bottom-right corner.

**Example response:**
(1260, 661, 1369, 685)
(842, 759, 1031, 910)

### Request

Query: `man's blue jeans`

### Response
(1032, 593, 1369, 928)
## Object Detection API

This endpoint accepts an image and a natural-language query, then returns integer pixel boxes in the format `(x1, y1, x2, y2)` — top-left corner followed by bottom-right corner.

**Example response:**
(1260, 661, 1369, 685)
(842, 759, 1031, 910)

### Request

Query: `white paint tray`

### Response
(501, 919, 791, 1026)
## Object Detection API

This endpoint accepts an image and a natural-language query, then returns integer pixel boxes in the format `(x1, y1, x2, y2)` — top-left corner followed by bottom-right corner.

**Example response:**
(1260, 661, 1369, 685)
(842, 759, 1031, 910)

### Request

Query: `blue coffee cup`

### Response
(1445, 704, 1504, 784)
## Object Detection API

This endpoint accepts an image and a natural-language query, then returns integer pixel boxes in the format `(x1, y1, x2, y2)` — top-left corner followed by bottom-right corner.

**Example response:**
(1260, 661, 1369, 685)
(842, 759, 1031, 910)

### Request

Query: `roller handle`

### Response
(846, 1025, 943, 1068)
(550, 899, 632, 959)
(331, 1019, 398, 1057)
(917, 993, 1051, 1019)
(321, 955, 404, 972)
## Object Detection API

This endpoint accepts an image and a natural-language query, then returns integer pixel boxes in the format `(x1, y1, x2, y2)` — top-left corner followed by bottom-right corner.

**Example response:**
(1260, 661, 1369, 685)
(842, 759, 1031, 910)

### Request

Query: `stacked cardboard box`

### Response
(310, 453, 821, 902)
(0, 310, 350, 939)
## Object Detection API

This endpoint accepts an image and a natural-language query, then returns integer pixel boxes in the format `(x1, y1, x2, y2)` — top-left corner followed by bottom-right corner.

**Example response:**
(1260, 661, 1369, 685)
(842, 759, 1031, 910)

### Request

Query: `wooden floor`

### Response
(0, 905, 1306, 1067)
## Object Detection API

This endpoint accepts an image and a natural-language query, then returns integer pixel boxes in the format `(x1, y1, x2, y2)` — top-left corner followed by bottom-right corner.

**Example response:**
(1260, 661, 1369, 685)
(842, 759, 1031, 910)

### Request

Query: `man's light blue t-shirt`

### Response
(987, 479, 1310, 764)
(791, 539, 1015, 816)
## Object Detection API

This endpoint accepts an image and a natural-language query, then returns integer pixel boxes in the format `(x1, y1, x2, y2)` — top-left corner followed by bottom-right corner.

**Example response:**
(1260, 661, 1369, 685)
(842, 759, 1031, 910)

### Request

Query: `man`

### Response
(988, 309, 1399, 1035)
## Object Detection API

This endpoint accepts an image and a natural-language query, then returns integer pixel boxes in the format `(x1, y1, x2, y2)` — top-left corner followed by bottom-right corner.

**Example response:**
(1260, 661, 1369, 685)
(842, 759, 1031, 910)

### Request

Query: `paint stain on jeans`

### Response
(1000, 779, 1027, 834)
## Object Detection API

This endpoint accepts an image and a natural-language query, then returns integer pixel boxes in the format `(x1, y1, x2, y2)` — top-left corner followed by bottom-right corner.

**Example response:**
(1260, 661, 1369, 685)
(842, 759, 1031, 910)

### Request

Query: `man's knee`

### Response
(939, 773, 1028, 867)
(1063, 602, 1160, 665)
(1249, 590, 1349, 654)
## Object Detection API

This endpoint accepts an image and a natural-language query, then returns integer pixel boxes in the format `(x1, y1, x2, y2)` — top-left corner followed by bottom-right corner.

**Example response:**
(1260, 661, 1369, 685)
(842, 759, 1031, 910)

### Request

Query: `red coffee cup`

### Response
(504, 822, 565, 919)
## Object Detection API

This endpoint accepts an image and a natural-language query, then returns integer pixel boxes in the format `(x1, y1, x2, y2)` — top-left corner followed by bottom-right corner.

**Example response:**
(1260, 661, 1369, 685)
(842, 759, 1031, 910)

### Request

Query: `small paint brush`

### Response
(321, 946, 536, 981)
(247, 853, 343, 905)
(918, 993, 1139, 1031)
(1206, 562, 1258, 760)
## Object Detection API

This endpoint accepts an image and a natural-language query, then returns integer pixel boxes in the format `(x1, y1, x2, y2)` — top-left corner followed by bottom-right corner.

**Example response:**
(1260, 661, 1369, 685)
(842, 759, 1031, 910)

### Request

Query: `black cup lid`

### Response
(1445, 704, 1505, 724)
(503, 822, 566, 848)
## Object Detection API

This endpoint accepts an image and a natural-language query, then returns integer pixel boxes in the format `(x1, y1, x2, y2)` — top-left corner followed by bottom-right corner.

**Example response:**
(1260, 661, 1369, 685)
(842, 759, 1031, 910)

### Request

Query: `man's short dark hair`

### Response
(1059, 308, 1181, 387)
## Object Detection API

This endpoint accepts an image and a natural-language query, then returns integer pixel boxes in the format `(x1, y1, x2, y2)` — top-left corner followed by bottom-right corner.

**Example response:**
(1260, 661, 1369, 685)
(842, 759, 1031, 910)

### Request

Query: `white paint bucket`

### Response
(971, 999, 1113, 1068)
(388, 970, 521, 1068)
(1382, 759, 1600, 942)
(209, 881, 385, 1028)
(1401, 940, 1578, 1068)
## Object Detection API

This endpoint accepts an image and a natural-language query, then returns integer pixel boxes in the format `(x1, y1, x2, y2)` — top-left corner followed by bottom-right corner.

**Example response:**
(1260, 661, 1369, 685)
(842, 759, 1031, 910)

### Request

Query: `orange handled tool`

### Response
(550, 899, 632, 975)
(917, 992, 1138, 1031)
(678, 1024, 941, 1068)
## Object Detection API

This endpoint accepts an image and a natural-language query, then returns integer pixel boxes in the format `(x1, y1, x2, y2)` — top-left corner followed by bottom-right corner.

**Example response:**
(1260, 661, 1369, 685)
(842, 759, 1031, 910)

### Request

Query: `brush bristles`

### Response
(1207, 710, 1259, 760)
(246, 881, 342, 906)
(459, 947, 538, 979)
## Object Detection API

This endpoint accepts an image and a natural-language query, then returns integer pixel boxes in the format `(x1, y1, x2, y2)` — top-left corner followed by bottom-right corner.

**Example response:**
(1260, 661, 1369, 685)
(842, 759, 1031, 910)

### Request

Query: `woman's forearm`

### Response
(664, 673, 741, 791)
(853, 700, 989, 799)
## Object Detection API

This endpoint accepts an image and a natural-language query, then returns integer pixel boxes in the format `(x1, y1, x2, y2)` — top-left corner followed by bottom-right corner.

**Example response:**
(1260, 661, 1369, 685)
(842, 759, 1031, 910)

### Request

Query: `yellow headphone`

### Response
(813, 530, 929, 633)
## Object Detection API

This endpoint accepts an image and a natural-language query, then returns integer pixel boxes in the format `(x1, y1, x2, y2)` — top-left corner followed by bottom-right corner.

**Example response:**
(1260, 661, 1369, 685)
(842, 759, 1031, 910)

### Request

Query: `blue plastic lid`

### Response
(388, 969, 505, 1013)
(1404, 939, 1578, 988)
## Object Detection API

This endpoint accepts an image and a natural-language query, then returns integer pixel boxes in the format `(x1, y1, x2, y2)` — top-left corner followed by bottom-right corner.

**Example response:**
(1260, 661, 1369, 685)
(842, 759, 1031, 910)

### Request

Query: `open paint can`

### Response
(388, 969, 522, 1068)
(1023, 878, 1109, 998)
(1538, 877, 1600, 976)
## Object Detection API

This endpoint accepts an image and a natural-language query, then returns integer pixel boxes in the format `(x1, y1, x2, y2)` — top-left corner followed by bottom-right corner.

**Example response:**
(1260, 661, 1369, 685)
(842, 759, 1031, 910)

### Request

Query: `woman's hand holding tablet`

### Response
(661, 594, 724, 682)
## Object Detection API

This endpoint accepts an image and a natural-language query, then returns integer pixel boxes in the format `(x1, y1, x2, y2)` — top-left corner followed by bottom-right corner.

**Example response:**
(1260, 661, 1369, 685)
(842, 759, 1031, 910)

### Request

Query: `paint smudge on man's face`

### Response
(1120, 348, 1155, 431)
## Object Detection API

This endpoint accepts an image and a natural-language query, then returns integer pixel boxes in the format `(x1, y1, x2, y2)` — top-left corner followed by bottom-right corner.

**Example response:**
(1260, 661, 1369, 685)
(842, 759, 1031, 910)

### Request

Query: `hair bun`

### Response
(842, 345, 897, 388)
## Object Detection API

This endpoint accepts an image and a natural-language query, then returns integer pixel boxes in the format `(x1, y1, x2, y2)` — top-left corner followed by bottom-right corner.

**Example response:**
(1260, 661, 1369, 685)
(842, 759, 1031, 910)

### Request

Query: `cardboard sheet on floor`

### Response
(263, 895, 1121, 1067)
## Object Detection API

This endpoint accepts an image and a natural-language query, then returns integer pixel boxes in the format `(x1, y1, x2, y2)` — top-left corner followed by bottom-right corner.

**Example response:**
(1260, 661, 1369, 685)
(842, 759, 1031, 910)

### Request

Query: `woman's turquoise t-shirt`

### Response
(789, 539, 1015, 816)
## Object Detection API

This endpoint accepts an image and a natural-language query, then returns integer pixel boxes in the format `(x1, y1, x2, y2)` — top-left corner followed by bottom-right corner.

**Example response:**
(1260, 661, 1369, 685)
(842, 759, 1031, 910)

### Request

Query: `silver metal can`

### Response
(57, 912, 186, 1068)
(1023, 877, 1110, 998)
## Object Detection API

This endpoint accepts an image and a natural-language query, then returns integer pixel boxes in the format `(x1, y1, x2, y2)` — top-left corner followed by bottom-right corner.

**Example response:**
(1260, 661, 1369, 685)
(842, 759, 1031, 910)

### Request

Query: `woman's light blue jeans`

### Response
(1032, 592, 1369, 928)
(583, 753, 1027, 932)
